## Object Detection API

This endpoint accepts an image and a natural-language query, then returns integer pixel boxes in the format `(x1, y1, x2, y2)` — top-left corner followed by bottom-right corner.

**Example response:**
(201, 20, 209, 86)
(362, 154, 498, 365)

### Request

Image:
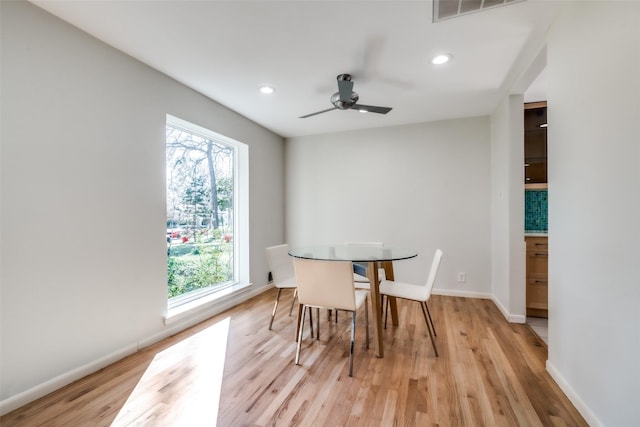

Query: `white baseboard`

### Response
(431, 288, 492, 299)
(0, 343, 138, 416)
(0, 283, 272, 416)
(491, 295, 526, 324)
(431, 289, 525, 324)
(546, 360, 603, 427)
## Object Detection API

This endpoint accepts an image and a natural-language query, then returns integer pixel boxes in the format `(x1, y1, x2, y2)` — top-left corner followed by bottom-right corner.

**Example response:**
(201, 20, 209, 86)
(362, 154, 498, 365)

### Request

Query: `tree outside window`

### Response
(166, 123, 234, 300)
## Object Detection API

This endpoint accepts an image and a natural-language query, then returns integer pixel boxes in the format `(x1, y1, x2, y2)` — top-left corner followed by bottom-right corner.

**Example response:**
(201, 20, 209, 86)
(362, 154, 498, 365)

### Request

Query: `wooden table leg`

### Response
(367, 261, 384, 357)
(381, 260, 399, 326)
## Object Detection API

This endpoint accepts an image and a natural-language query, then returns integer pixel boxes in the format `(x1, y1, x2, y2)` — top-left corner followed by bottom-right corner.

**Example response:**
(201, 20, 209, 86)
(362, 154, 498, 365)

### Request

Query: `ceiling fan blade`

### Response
(337, 76, 354, 103)
(299, 107, 338, 119)
(353, 35, 386, 82)
(352, 104, 392, 114)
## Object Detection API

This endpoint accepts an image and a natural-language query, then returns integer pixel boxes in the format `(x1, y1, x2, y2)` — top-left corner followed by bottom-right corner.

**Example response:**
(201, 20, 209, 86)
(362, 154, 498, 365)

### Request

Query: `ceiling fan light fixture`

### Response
(259, 85, 275, 94)
(432, 54, 452, 65)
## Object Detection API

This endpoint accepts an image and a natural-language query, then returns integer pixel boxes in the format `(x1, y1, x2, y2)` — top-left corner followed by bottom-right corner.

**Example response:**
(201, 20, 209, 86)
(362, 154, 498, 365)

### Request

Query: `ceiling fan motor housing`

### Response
(331, 91, 359, 109)
(299, 72, 391, 118)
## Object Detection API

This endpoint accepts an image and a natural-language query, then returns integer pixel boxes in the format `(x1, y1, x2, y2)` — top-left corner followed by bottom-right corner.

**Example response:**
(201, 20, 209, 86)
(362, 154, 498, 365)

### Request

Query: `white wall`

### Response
(0, 1, 285, 410)
(285, 118, 492, 297)
(490, 95, 526, 322)
(543, 2, 640, 426)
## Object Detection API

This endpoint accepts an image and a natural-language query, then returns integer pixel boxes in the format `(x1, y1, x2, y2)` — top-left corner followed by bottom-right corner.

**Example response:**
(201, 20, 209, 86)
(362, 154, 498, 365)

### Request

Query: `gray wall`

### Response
(0, 0, 285, 408)
(286, 118, 492, 297)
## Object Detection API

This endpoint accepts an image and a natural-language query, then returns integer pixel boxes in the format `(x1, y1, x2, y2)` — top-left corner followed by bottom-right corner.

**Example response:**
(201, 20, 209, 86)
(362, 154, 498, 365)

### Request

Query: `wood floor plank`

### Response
(1, 291, 588, 427)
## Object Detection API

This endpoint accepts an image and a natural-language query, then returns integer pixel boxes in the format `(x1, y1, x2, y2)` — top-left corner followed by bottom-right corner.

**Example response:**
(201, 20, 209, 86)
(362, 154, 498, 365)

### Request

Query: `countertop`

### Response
(525, 232, 548, 237)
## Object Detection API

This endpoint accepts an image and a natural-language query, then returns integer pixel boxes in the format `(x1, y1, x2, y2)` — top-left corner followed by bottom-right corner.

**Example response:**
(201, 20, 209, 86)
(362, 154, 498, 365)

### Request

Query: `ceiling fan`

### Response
(299, 74, 393, 119)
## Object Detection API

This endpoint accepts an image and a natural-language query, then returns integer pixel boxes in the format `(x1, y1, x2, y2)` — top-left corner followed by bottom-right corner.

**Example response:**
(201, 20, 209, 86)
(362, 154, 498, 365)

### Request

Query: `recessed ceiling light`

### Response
(431, 54, 452, 65)
(359, 109, 368, 113)
(259, 86, 275, 94)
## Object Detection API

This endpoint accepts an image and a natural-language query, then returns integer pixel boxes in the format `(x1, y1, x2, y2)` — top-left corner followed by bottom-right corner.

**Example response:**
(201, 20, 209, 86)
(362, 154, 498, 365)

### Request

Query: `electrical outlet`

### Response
(457, 272, 466, 283)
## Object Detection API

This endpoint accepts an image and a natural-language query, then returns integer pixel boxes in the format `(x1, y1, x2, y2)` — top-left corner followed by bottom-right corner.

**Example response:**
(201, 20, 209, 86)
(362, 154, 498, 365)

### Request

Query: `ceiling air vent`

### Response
(433, 0, 526, 22)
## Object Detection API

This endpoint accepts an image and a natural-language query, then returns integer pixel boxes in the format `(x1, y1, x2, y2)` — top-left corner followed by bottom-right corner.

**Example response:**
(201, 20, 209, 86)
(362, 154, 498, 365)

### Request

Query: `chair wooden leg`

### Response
(308, 306, 314, 339)
(288, 288, 297, 316)
(420, 302, 439, 357)
(269, 288, 282, 330)
(316, 307, 321, 340)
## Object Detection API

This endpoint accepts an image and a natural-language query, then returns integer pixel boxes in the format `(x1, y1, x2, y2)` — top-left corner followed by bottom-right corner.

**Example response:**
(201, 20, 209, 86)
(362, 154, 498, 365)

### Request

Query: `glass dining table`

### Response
(289, 244, 418, 358)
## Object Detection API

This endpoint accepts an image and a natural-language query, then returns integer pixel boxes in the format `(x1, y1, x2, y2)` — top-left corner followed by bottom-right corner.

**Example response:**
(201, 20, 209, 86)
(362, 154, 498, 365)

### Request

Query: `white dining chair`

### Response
(293, 258, 369, 377)
(323, 242, 386, 324)
(379, 249, 443, 357)
(265, 244, 299, 330)
(344, 241, 386, 289)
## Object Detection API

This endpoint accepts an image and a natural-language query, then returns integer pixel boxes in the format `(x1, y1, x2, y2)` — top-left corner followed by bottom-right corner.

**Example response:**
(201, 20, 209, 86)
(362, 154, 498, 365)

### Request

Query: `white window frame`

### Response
(165, 114, 250, 317)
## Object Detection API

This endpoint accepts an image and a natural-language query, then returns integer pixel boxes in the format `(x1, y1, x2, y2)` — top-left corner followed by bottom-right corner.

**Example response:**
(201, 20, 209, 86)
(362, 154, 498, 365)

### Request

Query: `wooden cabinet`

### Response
(524, 102, 547, 184)
(526, 236, 548, 318)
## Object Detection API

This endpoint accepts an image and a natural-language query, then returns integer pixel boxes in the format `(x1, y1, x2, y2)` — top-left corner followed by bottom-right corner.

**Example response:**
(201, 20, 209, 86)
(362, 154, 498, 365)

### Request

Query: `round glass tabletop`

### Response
(288, 244, 417, 262)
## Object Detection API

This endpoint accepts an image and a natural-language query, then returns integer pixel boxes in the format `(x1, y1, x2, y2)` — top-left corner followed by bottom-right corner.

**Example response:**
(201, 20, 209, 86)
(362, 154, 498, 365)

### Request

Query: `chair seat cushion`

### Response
(353, 272, 369, 282)
(276, 276, 298, 289)
(379, 279, 427, 302)
(354, 281, 371, 290)
(354, 289, 369, 309)
(306, 290, 368, 311)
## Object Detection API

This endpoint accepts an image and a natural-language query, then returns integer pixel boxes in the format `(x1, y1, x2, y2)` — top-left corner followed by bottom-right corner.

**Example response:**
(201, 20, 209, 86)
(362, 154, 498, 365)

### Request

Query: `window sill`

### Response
(164, 282, 253, 325)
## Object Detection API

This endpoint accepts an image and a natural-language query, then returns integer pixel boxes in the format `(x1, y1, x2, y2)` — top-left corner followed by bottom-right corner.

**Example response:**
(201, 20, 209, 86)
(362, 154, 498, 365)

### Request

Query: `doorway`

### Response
(524, 73, 548, 345)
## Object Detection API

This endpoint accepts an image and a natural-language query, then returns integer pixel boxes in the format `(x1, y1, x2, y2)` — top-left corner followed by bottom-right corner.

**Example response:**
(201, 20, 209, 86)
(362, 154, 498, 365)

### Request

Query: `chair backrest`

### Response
(293, 258, 357, 311)
(265, 244, 295, 285)
(424, 249, 444, 297)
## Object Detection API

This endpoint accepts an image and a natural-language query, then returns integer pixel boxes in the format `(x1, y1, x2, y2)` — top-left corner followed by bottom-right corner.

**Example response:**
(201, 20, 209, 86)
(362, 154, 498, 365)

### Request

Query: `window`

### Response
(166, 115, 248, 310)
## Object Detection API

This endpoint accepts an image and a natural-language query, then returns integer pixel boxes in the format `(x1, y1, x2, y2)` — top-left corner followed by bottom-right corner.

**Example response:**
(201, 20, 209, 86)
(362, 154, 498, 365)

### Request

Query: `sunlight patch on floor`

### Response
(111, 317, 230, 426)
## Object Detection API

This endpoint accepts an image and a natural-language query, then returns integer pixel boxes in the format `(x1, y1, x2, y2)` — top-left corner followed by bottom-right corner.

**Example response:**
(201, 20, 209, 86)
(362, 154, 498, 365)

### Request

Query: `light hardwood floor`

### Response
(1, 290, 587, 426)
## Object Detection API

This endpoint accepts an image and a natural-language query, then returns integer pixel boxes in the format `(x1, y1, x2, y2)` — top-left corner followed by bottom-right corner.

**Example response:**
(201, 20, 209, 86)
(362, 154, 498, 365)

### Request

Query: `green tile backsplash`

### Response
(525, 189, 548, 232)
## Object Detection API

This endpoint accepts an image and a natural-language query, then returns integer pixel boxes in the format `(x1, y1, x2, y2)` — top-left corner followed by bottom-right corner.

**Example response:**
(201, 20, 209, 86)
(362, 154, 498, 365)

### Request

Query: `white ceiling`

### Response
(30, 0, 556, 138)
